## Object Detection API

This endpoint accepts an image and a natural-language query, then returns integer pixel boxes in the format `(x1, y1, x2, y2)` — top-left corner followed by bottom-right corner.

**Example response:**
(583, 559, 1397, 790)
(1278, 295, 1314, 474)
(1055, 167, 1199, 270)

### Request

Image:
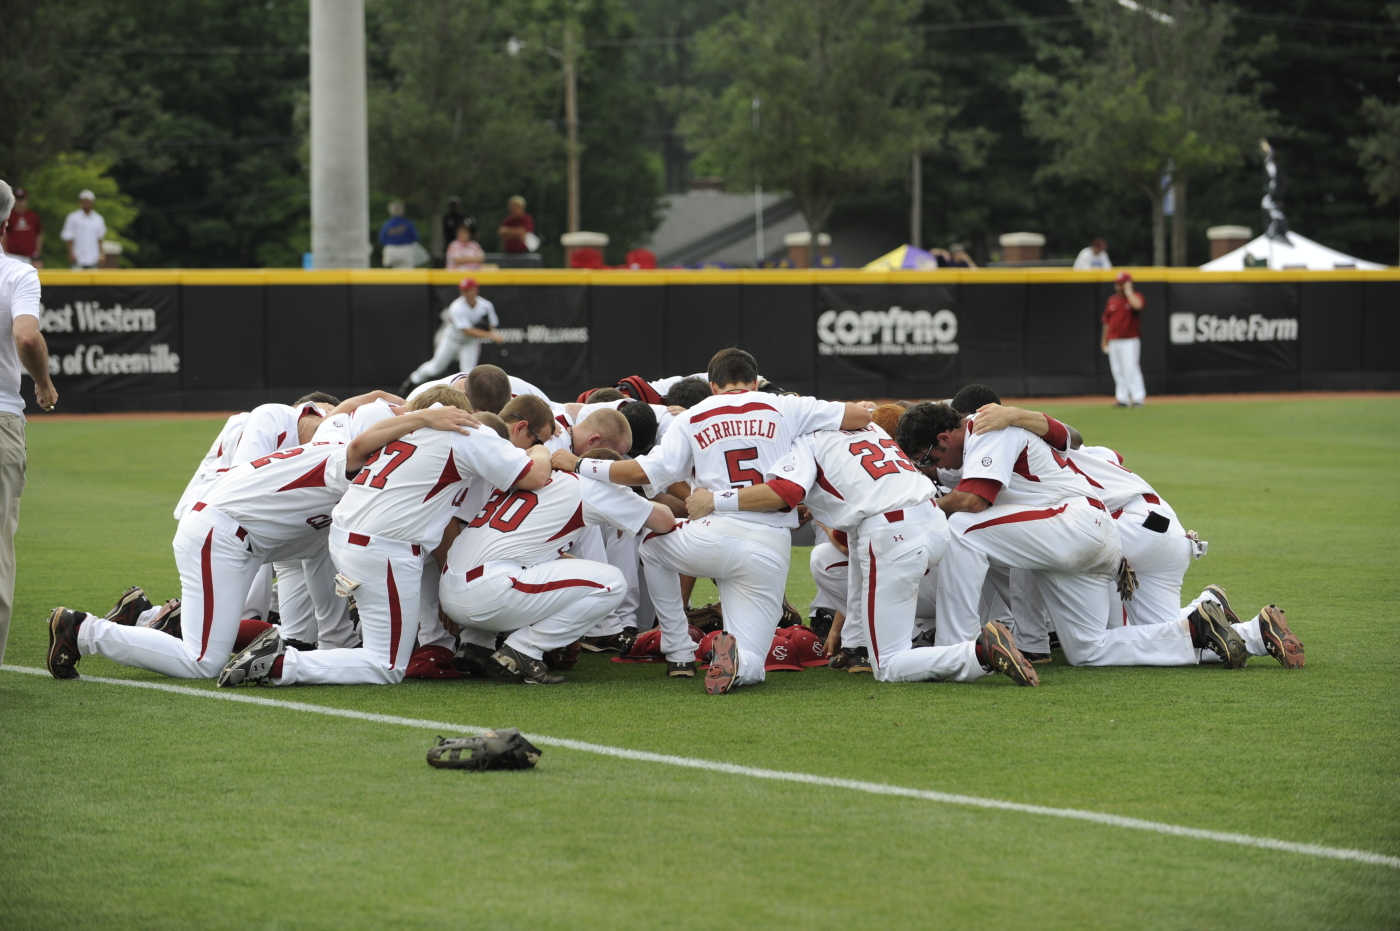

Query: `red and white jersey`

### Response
(174, 411, 249, 519)
(446, 471, 655, 572)
(767, 425, 935, 532)
(199, 442, 353, 557)
(312, 399, 396, 445)
(956, 414, 1094, 508)
(545, 405, 576, 454)
(577, 398, 675, 442)
(509, 375, 551, 402)
(633, 390, 845, 530)
(228, 402, 324, 467)
(332, 423, 533, 547)
(1054, 445, 1157, 512)
(407, 373, 467, 403)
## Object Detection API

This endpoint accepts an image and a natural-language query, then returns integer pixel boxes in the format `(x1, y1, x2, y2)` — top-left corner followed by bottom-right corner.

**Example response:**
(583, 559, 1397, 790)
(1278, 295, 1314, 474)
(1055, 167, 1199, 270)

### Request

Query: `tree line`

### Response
(1, 0, 1395, 268)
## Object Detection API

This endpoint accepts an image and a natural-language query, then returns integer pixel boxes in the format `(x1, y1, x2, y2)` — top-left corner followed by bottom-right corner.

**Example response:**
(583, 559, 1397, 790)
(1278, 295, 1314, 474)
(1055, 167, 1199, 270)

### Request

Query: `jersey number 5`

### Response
(351, 441, 417, 489)
(724, 447, 763, 487)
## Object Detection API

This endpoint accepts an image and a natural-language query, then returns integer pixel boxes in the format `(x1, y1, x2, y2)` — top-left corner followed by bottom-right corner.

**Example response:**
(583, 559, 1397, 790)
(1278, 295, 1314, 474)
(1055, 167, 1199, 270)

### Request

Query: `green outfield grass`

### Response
(2, 398, 1398, 930)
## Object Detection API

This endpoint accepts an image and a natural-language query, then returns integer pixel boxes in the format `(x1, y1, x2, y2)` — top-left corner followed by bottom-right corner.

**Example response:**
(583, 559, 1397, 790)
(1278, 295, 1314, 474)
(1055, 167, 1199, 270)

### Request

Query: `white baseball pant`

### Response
(809, 541, 850, 617)
(277, 530, 425, 686)
(641, 515, 790, 684)
(1107, 337, 1146, 405)
(1110, 495, 1191, 628)
(574, 527, 623, 638)
(980, 567, 1053, 654)
(242, 562, 273, 621)
(845, 512, 981, 683)
(78, 507, 266, 678)
(415, 554, 457, 651)
(409, 329, 480, 385)
(602, 524, 642, 630)
(274, 543, 357, 649)
(440, 559, 626, 659)
(938, 498, 1197, 666)
(1181, 589, 1272, 662)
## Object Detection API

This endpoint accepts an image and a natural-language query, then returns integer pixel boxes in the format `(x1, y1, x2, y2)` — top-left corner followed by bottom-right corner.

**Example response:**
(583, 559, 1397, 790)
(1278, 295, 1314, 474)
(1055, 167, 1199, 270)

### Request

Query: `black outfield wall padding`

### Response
(27, 268, 1400, 414)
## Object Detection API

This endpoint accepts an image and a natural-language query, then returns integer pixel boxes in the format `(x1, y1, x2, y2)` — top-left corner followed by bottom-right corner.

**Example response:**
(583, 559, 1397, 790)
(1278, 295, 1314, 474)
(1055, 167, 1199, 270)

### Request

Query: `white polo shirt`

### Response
(60, 209, 106, 267)
(0, 255, 41, 416)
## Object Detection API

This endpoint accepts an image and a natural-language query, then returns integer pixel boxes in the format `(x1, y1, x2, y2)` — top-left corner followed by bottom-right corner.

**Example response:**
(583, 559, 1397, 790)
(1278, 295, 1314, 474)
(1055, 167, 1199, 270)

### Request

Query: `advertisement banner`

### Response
(815, 284, 960, 390)
(1166, 283, 1299, 373)
(36, 285, 181, 393)
(435, 284, 589, 395)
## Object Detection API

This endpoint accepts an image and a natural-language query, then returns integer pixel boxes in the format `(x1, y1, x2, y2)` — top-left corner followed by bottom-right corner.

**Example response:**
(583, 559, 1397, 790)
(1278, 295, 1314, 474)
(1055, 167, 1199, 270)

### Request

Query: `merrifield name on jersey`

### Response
(693, 418, 778, 449)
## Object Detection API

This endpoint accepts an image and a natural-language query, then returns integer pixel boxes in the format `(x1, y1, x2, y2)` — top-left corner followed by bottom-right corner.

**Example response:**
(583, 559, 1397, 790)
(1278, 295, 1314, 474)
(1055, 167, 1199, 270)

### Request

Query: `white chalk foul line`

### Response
(6, 663, 1398, 871)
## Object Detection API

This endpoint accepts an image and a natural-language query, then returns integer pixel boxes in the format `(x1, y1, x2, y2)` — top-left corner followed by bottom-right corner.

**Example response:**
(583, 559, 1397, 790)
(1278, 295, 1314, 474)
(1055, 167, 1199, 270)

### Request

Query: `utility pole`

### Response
(910, 152, 922, 249)
(753, 96, 764, 266)
(564, 25, 580, 234)
(309, 0, 369, 268)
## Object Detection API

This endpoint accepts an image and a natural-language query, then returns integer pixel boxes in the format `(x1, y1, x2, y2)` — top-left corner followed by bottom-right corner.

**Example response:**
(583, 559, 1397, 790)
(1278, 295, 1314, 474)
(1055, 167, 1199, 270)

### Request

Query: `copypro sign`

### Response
(816, 284, 961, 392)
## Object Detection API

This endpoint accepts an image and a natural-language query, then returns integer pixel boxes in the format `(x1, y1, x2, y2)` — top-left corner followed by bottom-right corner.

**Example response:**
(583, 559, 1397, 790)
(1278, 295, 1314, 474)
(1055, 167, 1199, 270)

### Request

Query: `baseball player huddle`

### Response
(44, 346, 1305, 696)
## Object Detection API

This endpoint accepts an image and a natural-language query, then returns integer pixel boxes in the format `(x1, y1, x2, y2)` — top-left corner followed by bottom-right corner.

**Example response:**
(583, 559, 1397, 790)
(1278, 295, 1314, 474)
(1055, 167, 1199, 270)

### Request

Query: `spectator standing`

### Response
(1, 188, 43, 267)
(398, 277, 503, 393)
(0, 180, 59, 663)
(445, 219, 485, 271)
(60, 189, 105, 270)
(497, 195, 534, 254)
(441, 196, 466, 252)
(934, 243, 978, 268)
(1074, 238, 1113, 270)
(1101, 271, 1146, 407)
(378, 200, 419, 269)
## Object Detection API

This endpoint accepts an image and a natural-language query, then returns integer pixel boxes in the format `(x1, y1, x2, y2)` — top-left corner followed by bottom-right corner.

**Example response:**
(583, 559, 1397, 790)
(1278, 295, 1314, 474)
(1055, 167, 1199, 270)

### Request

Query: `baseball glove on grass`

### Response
(778, 599, 803, 628)
(685, 602, 724, 634)
(426, 728, 543, 771)
(1116, 557, 1139, 601)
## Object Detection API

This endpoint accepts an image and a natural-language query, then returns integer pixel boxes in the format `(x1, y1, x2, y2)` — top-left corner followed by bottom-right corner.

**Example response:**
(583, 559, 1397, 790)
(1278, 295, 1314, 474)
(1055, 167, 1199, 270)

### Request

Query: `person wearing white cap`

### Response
(398, 277, 502, 394)
(60, 189, 106, 270)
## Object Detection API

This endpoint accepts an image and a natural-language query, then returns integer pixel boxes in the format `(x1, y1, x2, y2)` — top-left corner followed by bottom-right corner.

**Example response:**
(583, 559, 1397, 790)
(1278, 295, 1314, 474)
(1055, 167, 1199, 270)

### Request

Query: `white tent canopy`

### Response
(1200, 232, 1386, 271)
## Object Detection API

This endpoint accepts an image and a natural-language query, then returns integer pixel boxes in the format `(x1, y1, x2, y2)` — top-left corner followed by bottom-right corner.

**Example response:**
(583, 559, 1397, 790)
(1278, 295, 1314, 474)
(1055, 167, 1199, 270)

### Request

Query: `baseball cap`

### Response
(78, 189, 95, 201)
(458, 277, 478, 290)
(12, 188, 26, 199)
(782, 625, 830, 667)
(763, 634, 805, 673)
(1115, 271, 1132, 283)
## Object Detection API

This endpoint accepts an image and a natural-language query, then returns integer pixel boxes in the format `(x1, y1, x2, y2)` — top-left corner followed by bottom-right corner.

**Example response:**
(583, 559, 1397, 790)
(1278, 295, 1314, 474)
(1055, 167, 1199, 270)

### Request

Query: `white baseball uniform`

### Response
(577, 399, 676, 443)
(768, 427, 980, 683)
(440, 473, 654, 658)
(599, 390, 846, 682)
(935, 414, 1197, 666)
(78, 444, 355, 678)
(174, 412, 248, 520)
(279, 422, 533, 686)
(809, 540, 850, 616)
(509, 375, 551, 402)
(409, 295, 498, 384)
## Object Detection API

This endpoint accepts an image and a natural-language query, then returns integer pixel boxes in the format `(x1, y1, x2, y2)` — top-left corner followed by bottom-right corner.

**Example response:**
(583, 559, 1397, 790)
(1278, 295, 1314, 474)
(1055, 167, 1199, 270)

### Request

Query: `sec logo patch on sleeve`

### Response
(981, 457, 993, 467)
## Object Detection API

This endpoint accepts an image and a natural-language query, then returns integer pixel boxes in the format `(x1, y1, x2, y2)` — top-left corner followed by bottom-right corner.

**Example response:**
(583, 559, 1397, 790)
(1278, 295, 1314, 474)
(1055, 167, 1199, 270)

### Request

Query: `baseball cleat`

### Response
(778, 599, 803, 628)
(1204, 584, 1241, 624)
(454, 642, 510, 678)
(397, 377, 417, 397)
(979, 621, 1039, 687)
(46, 608, 85, 679)
(217, 627, 285, 687)
(543, 640, 582, 671)
(703, 631, 739, 695)
(105, 586, 152, 626)
(492, 644, 565, 685)
(1257, 605, 1305, 669)
(1189, 600, 1248, 669)
(139, 599, 182, 638)
(1022, 651, 1053, 665)
(809, 608, 836, 641)
(579, 626, 638, 654)
(827, 646, 870, 672)
(666, 661, 695, 678)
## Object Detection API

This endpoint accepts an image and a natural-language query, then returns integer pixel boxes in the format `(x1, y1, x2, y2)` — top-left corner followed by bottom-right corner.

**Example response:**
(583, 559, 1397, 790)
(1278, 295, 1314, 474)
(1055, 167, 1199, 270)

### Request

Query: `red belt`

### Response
(883, 509, 905, 522)
(1143, 493, 1161, 505)
(347, 531, 420, 556)
(192, 502, 248, 540)
(466, 566, 484, 582)
(1086, 498, 1106, 511)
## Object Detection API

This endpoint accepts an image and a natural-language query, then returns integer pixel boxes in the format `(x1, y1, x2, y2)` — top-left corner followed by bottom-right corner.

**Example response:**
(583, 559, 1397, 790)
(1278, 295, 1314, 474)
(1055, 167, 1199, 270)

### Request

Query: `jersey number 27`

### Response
(352, 441, 417, 489)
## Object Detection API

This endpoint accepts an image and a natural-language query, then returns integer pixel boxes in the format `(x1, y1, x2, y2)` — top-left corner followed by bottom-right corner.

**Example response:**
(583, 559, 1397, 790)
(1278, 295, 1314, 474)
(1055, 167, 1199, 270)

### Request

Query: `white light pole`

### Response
(310, 0, 370, 268)
(753, 95, 764, 266)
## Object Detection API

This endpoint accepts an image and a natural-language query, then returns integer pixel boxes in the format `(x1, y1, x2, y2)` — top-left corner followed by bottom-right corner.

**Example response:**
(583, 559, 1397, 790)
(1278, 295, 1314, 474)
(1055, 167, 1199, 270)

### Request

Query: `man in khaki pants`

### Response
(0, 179, 59, 663)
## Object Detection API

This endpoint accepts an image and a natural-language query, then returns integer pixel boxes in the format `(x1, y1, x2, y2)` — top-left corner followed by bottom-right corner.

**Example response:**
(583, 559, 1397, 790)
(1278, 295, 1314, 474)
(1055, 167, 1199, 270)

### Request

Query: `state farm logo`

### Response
(817, 306, 958, 357)
(1170, 313, 1298, 345)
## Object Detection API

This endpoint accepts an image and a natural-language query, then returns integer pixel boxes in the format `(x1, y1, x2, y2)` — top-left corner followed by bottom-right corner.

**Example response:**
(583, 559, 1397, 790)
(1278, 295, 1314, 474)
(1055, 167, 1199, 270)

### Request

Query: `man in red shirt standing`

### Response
(496, 195, 534, 254)
(1101, 271, 1145, 407)
(1, 189, 43, 267)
